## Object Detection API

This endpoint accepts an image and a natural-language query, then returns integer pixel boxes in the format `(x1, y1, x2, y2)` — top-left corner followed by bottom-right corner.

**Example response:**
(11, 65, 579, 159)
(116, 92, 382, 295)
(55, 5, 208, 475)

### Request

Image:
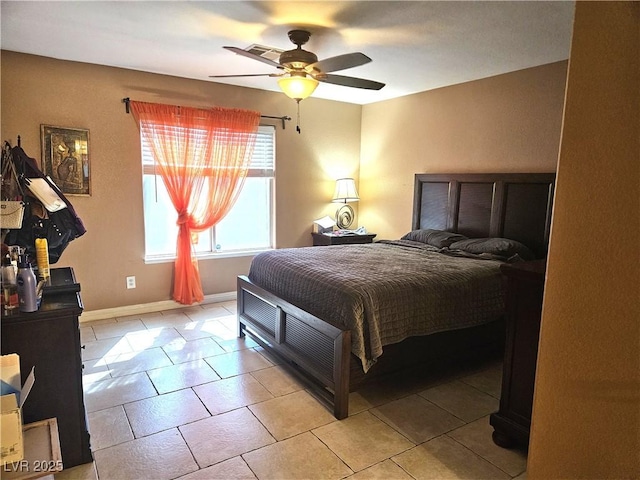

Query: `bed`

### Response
(237, 173, 555, 419)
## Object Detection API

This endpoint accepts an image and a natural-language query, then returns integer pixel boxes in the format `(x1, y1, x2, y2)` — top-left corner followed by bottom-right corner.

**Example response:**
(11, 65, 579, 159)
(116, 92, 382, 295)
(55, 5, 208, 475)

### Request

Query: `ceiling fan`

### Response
(210, 29, 385, 102)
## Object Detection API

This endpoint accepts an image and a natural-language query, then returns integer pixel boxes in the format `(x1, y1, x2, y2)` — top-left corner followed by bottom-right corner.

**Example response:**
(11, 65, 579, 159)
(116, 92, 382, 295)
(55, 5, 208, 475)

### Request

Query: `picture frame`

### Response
(40, 125, 91, 196)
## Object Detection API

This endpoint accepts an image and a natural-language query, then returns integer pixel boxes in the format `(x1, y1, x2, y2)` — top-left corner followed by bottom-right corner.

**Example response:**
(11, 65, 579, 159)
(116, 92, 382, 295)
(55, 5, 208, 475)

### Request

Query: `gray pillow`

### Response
(401, 229, 468, 248)
(449, 237, 536, 260)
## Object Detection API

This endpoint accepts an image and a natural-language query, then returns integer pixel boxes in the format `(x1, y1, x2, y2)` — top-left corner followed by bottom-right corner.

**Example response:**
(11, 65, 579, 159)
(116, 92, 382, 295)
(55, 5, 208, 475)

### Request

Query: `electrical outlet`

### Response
(126, 276, 136, 289)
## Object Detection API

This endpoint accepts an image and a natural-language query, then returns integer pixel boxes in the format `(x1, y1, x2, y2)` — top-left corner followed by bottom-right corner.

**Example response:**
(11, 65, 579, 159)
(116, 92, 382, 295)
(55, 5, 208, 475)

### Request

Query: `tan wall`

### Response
(0, 51, 362, 311)
(359, 61, 567, 240)
(528, 2, 640, 478)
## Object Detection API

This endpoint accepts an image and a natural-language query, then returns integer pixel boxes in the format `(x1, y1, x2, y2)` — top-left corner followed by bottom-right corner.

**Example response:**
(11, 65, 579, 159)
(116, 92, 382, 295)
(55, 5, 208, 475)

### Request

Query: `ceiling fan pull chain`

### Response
(296, 100, 302, 134)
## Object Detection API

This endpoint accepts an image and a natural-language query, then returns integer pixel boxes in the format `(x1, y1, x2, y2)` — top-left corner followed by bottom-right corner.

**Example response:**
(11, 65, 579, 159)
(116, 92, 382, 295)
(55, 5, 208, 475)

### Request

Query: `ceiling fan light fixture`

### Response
(277, 75, 319, 101)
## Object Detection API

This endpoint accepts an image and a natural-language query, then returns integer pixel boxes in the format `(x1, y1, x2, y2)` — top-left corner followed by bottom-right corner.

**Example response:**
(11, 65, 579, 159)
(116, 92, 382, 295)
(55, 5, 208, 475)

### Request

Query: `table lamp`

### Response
(332, 178, 359, 229)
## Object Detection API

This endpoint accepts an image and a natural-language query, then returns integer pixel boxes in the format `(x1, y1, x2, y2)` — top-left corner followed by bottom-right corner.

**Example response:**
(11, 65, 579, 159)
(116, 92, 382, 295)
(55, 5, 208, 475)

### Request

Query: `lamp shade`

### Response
(277, 75, 319, 100)
(332, 178, 360, 203)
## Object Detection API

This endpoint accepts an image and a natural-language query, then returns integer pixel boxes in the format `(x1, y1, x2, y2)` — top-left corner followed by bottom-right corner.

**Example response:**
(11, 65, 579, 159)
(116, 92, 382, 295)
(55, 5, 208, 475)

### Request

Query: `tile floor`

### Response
(54, 300, 528, 480)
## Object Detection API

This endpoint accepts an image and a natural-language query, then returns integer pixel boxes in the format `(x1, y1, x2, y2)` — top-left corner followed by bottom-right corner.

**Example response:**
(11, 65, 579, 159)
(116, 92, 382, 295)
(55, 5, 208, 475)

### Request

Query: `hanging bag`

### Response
(0, 201, 25, 229)
(1, 145, 26, 229)
(24, 177, 67, 212)
(4, 145, 86, 263)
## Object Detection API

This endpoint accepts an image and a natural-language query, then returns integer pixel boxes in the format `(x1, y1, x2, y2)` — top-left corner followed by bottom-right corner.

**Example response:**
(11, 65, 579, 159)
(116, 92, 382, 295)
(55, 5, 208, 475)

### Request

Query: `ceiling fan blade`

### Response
(306, 52, 371, 74)
(209, 73, 282, 78)
(223, 46, 283, 69)
(318, 74, 385, 90)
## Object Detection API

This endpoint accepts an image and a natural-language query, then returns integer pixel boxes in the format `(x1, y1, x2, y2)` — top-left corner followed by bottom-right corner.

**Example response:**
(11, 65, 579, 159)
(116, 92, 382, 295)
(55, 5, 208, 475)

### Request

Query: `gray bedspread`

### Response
(248, 240, 505, 372)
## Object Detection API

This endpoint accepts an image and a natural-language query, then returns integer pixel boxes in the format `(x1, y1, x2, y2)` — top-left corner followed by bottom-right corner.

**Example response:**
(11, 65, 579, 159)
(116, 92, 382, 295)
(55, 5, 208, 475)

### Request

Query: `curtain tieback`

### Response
(177, 211, 190, 226)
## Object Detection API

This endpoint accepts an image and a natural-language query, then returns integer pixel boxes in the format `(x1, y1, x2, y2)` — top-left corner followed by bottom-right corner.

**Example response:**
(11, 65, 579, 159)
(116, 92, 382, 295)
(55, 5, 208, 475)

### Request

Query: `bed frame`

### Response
(238, 173, 555, 419)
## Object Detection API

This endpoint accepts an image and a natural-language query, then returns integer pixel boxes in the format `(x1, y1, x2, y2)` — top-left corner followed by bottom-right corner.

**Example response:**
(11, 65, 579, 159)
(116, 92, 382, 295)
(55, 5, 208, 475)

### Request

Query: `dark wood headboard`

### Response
(412, 173, 555, 258)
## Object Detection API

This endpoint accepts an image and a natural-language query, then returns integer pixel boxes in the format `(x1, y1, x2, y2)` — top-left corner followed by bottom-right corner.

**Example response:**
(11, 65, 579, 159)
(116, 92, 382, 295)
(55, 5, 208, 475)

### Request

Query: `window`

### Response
(141, 125, 275, 262)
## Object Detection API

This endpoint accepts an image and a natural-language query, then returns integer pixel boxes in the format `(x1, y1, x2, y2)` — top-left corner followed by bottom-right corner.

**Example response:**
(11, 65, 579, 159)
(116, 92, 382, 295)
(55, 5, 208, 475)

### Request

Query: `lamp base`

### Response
(335, 205, 355, 229)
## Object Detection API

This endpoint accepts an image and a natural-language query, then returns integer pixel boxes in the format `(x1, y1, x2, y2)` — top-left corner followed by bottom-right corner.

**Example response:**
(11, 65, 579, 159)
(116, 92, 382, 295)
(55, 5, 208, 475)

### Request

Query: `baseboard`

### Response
(79, 291, 237, 323)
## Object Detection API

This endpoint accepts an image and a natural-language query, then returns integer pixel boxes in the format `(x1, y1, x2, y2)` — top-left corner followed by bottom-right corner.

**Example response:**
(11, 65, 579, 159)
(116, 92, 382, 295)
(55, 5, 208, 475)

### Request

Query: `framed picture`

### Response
(40, 125, 91, 196)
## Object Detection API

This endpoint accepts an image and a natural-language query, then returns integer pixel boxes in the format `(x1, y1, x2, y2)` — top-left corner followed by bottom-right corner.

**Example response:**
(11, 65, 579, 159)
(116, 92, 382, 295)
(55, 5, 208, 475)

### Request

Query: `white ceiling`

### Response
(0, 1, 575, 105)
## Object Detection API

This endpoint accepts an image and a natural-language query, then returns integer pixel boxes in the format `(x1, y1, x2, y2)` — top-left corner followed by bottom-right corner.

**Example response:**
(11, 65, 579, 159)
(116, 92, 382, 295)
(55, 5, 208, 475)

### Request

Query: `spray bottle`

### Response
(35, 238, 50, 281)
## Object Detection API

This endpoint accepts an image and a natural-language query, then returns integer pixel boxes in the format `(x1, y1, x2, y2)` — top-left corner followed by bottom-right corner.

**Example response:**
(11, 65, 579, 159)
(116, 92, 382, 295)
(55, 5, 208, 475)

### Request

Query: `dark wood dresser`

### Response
(1, 267, 92, 468)
(490, 259, 546, 448)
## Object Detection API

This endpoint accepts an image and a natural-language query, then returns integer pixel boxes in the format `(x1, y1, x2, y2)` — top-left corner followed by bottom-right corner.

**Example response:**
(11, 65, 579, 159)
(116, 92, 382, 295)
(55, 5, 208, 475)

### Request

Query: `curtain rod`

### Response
(122, 98, 291, 130)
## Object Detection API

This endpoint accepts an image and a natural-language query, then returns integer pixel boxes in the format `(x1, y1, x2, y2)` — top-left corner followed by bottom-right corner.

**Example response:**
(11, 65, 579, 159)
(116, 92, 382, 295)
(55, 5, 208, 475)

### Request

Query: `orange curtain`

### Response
(129, 100, 260, 304)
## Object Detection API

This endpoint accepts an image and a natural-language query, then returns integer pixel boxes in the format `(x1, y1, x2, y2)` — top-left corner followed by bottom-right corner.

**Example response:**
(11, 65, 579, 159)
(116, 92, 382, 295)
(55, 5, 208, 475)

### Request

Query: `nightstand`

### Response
(490, 259, 546, 449)
(311, 232, 377, 246)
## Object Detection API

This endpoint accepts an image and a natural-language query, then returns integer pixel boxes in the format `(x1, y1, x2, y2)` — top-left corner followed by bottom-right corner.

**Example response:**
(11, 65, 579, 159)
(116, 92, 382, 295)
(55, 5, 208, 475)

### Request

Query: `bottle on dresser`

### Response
(1, 254, 19, 311)
(16, 254, 38, 312)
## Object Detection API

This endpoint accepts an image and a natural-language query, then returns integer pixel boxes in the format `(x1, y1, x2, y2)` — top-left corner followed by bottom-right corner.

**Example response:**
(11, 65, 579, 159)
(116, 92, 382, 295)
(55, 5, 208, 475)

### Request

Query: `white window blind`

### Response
(141, 125, 275, 260)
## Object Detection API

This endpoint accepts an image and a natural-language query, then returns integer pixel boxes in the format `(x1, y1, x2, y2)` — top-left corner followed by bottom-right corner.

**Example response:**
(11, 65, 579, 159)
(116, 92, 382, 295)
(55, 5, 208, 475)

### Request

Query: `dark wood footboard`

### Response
(237, 275, 352, 419)
(238, 274, 506, 419)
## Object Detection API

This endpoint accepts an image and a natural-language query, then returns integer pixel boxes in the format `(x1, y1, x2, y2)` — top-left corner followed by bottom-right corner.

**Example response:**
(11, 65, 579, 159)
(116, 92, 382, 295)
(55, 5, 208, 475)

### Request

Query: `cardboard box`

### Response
(0, 354, 35, 466)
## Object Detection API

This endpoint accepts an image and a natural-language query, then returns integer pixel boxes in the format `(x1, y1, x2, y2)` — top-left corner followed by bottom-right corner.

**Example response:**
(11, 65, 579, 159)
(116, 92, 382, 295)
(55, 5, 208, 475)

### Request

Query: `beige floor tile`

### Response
(94, 428, 198, 480)
(371, 394, 466, 444)
(82, 370, 112, 385)
(180, 408, 275, 468)
(80, 326, 96, 344)
(347, 459, 414, 479)
(87, 405, 133, 451)
(178, 305, 205, 315)
(81, 358, 112, 385)
(250, 365, 304, 397)
(201, 301, 229, 308)
(162, 337, 227, 364)
(513, 471, 527, 480)
(105, 347, 173, 377)
(124, 388, 210, 438)
(312, 411, 414, 472)
(81, 336, 133, 361)
(219, 300, 237, 314)
(91, 319, 147, 340)
(177, 456, 256, 479)
(419, 380, 499, 422)
(83, 372, 157, 413)
(54, 461, 98, 480)
(176, 319, 234, 341)
(392, 435, 511, 480)
(193, 374, 273, 415)
(349, 375, 416, 412)
(82, 318, 117, 327)
(459, 363, 503, 399)
(447, 416, 527, 477)
(243, 431, 353, 480)
(205, 348, 273, 378)
(348, 360, 466, 417)
(384, 366, 454, 394)
(141, 311, 192, 329)
(347, 391, 377, 416)
(160, 307, 191, 317)
(217, 336, 259, 352)
(215, 313, 238, 330)
(249, 390, 336, 440)
(147, 358, 221, 394)
(116, 311, 164, 322)
(186, 305, 233, 322)
(208, 319, 237, 341)
(124, 326, 184, 351)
